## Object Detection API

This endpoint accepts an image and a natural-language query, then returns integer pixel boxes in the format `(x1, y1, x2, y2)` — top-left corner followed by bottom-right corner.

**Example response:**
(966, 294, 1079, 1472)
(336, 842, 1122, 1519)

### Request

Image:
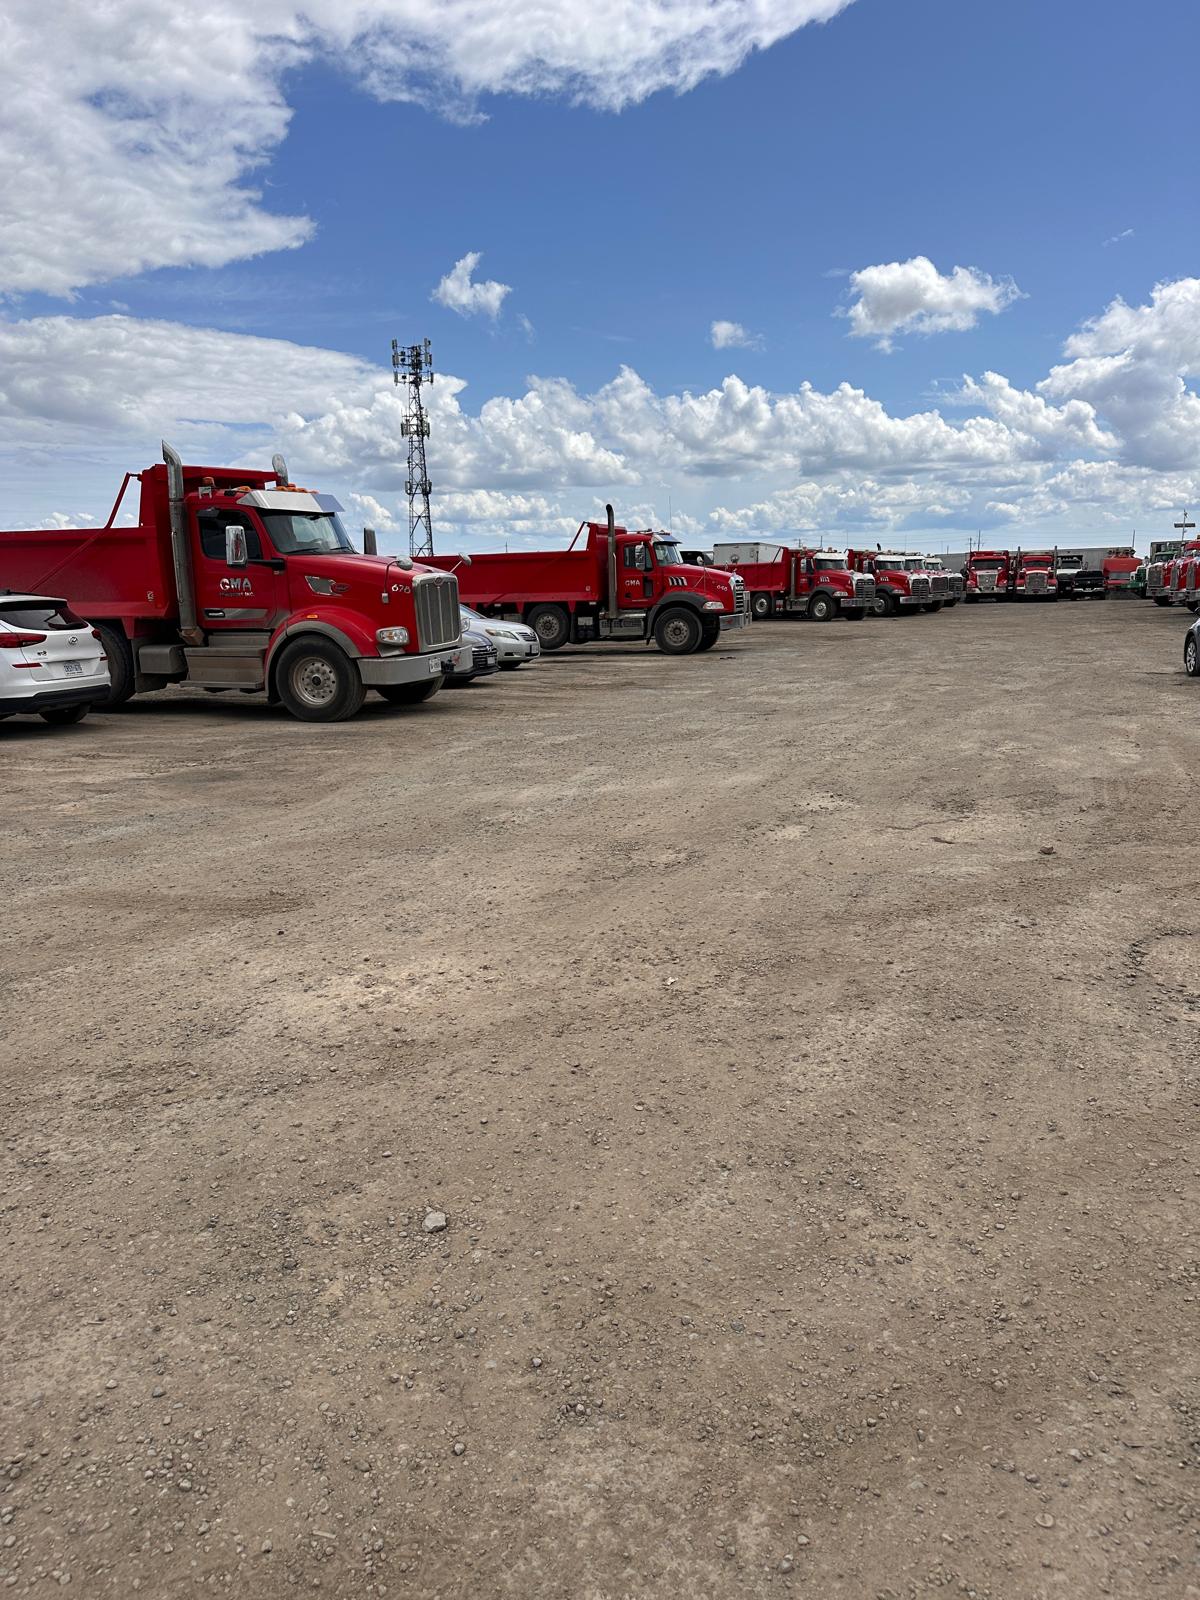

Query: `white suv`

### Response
(0, 594, 111, 725)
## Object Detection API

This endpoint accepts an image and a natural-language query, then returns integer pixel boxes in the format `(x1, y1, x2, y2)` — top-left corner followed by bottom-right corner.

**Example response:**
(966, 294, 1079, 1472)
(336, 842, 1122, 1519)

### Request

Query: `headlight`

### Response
(376, 626, 410, 647)
(702, 600, 725, 611)
(484, 627, 517, 639)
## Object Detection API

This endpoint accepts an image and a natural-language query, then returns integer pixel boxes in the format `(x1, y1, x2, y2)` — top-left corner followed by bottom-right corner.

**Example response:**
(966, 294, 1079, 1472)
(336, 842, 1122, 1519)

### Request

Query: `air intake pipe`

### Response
(606, 503, 618, 623)
(162, 441, 202, 645)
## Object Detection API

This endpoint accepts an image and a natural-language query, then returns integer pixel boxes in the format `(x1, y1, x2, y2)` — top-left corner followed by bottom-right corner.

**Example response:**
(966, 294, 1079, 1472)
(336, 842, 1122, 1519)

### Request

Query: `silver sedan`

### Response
(461, 607, 542, 671)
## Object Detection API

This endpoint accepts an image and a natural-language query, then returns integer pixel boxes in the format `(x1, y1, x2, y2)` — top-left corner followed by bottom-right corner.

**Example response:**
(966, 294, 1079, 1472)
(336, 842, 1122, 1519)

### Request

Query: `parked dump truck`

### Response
(0, 444, 462, 720)
(1146, 542, 1185, 604)
(847, 550, 932, 616)
(964, 551, 1011, 601)
(1054, 552, 1106, 599)
(1012, 550, 1058, 601)
(710, 542, 872, 621)
(423, 511, 748, 654)
(1101, 549, 1139, 593)
(920, 557, 963, 607)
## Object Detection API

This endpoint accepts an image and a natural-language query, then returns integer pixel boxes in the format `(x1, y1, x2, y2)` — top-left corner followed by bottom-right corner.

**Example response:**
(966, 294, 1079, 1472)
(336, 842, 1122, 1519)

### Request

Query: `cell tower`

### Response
(393, 338, 434, 558)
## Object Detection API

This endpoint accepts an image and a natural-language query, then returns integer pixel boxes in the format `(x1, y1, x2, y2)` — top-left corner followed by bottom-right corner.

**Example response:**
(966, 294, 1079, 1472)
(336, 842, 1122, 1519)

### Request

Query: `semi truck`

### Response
(0, 444, 462, 721)
(709, 542, 873, 621)
(423, 511, 749, 654)
(920, 557, 963, 607)
(1146, 542, 1186, 604)
(846, 550, 932, 616)
(964, 550, 1011, 600)
(1012, 550, 1058, 600)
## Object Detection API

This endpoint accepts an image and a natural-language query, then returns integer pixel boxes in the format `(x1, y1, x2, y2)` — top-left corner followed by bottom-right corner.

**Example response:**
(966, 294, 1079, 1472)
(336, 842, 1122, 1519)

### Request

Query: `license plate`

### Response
(429, 657, 443, 674)
(64, 660, 83, 676)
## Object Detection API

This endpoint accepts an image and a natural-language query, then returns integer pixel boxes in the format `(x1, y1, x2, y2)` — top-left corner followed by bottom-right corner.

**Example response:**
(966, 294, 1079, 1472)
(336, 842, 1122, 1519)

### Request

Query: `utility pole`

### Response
(1174, 510, 1195, 548)
(393, 338, 434, 558)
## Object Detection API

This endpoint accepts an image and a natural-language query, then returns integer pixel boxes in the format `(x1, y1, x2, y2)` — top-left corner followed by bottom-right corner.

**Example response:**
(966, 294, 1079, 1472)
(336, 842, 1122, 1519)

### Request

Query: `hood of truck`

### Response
(285, 552, 426, 625)
(663, 561, 740, 604)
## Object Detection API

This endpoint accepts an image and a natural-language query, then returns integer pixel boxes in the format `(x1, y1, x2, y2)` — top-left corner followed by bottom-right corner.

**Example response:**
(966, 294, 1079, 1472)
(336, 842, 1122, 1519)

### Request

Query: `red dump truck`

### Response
(964, 550, 1012, 600)
(1012, 550, 1058, 600)
(0, 444, 462, 721)
(424, 512, 749, 654)
(709, 542, 873, 621)
(846, 550, 932, 615)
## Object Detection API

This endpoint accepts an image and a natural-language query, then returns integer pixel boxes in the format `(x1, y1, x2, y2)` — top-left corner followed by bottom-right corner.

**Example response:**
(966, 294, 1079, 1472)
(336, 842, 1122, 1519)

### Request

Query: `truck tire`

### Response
(750, 591, 773, 621)
(1154, 597, 1172, 607)
(526, 604, 571, 650)
(872, 590, 897, 618)
(653, 607, 703, 655)
(275, 637, 366, 722)
(377, 677, 443, 706)
(95, 623, 135, 707)
(696, 619, 721, 651)
(807, 592, 836, 623)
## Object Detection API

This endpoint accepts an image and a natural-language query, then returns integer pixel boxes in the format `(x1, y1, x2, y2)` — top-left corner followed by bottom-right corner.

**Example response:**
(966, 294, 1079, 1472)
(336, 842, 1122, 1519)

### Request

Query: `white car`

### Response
(0, 594, 110, 725)
(461, 606, 541, 670)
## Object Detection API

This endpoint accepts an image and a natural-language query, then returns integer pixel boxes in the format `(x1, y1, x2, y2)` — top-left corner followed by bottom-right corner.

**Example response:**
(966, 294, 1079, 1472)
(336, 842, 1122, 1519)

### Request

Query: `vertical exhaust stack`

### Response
(162, 441, 202, 645)
(272, 453, 290, 487)
(606, 504, 619, 622)
(363, 527, 378, 556)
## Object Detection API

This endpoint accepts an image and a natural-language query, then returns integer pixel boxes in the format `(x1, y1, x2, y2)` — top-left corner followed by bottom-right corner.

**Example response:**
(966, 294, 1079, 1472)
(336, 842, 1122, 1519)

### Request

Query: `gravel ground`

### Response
(3, 600, 1199, 1600)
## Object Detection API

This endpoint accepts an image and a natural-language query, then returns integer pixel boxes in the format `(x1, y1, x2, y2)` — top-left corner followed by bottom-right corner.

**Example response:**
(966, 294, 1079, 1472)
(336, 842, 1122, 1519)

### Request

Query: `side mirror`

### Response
(458, 553, 473, 567)
(225, 524, 248, 568)
(363, 527, 378, 556)
(395, 554, 414, 571)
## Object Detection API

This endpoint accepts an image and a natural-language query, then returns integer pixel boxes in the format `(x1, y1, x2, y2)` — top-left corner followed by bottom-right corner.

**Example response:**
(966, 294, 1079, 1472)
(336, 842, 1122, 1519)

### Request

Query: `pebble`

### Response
(1035, 1513, 1055, 1528)
(1039, 845, 1056, 856)
(151, 1387, 165, 1399)
(104, 1380, 117, 1391)
(261, 1540, 273, 1554)
(779, 1557, 794, 1573)
(423, 1211, 448, 1234)
(452, 1442, 465, 1457)
(531, 1358, 543, 1369)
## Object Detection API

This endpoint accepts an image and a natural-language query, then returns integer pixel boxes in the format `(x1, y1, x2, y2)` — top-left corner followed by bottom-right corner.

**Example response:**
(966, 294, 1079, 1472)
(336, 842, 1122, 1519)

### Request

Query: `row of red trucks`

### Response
(0, 447, 750, 721)
(962, 547, 1140, 601)
(681, 542, 964, 619)
(1145, 539, 1200, 609)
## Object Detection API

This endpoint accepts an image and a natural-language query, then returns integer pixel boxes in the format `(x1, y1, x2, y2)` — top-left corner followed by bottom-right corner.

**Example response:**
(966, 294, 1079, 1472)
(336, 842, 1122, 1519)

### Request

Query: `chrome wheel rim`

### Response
(662, 616, 692, 648)
(290, 655, 338, 708)
(1188, 639, 1197, 674)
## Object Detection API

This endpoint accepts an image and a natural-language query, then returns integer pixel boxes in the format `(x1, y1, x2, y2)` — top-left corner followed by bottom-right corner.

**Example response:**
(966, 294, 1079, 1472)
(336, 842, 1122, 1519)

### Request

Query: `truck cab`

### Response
(711, 542, 872, 621)
(1014, 551, 1057, 600)
(965, 551, 1010, 601)
(921, 556, 962, 607)
(848, 551, 932, 617)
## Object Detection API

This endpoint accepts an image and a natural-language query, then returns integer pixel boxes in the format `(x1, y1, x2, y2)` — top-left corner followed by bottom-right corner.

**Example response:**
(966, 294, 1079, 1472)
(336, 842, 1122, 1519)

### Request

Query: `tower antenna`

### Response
(393, 338, 434, 558)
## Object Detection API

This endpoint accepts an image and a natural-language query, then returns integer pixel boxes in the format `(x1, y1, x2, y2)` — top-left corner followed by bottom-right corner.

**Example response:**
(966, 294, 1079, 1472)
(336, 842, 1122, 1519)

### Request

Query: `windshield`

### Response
(813, 555, 846, 571)
(653, 540, 683, 566)
(971, 559, 1005, 570)
(923, 560, 943, 570)
(876, 558, 903, 571)
(903, 558, 924, 571)
(259, 512, 353, 556)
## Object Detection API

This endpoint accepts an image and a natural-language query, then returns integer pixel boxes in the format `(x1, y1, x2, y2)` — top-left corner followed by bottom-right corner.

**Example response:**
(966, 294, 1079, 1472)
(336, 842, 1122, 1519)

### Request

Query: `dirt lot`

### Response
(3, 600, 1199, 1600)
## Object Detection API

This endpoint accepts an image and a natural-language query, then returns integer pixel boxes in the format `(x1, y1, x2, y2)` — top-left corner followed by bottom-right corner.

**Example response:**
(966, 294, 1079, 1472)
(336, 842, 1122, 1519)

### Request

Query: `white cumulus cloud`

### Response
(0, 0, 857, 296)
(2, 277, 1198, 547)
(710, 320, 762, 350)
(432, 253, 512, 320)
(844, 256, 1023, 350)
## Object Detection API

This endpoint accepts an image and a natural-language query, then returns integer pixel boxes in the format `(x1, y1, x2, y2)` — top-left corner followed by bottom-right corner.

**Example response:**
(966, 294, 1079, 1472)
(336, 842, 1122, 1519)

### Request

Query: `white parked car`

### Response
(0, 594, 110, 725)
(461, 606, 541, 670)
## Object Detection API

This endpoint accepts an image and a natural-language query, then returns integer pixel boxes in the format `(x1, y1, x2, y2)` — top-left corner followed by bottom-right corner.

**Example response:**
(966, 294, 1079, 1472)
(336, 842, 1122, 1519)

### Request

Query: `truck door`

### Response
(194, 508, 288, 633)
(621, 542, 654, 608)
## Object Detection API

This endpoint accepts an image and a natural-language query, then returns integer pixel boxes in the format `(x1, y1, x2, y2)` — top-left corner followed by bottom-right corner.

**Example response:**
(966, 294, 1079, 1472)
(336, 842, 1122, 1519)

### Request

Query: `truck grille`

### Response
(1147, 562, 1167, 595)
(856, 577, 876, 603)
(1027, 572, 1047, 594)
(976, 571, 997, 592)
(413, 572, 460, 651)
(731, 578, 749, 618)
(910, 577, 931, 601)
(930, 573, 949, 595)
(948, 574, 964, 598)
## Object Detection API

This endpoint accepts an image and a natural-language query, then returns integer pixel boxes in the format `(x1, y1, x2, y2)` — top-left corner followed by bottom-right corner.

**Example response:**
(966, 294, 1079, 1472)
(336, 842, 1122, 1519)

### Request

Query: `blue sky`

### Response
(3, 0, 1199, 549)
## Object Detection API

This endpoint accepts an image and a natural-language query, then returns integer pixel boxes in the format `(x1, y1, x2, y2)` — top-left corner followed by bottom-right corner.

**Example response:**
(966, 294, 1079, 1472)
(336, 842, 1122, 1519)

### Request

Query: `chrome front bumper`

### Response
(719, 610, 752, 631)
(358, 648, 460, 686)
